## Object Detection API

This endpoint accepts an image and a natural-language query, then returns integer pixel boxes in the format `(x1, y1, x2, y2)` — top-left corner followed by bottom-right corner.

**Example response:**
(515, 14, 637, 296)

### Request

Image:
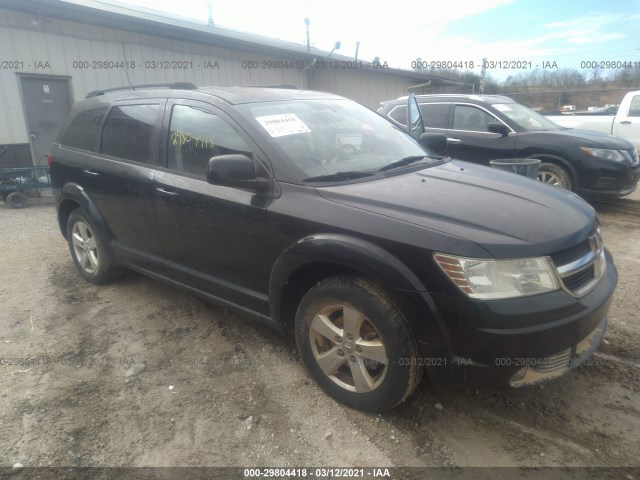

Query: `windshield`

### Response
(493, 103, 561, 131)
(236, 99, 439, 183)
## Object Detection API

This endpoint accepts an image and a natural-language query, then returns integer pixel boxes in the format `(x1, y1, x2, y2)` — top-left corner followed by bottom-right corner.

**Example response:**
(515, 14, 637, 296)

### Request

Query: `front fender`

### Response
(269, 233, 455, 359)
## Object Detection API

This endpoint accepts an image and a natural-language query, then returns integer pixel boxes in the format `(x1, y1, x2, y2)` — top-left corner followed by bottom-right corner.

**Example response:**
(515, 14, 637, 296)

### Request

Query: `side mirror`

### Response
(407, 93, 425, 141)
(487, 122, 509, 136)
(419, 133, 448, 156)
(207, 154, 269, 191)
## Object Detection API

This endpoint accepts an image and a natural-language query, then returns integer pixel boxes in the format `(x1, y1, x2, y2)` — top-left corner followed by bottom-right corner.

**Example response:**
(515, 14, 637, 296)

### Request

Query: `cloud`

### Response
(542, 13, 629, 45)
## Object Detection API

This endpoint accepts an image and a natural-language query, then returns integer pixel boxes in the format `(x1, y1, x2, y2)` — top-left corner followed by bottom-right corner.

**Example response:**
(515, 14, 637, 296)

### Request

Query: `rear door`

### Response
(152, 100, 270, 315)
(82, 100, 166, 267)
(446, 104, 517, 164)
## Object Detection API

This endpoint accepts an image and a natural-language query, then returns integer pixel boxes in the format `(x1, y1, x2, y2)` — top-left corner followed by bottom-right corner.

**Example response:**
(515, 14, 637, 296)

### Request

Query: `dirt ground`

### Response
(0, 189, 639, 472)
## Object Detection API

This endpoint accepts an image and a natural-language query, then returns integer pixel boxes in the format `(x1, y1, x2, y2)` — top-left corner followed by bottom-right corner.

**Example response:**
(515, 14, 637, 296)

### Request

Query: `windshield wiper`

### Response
(303, 170, 374, 182)
(377, 155, 428, 172)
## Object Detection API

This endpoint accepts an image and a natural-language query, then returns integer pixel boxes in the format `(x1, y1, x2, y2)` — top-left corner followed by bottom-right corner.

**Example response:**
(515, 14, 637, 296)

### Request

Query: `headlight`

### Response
(580, 147, 625, 162)
(434, 253, 560, 300)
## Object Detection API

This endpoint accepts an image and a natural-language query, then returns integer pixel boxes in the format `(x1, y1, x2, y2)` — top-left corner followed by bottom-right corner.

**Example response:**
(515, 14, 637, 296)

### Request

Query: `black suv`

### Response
(50, 84, 617, 412)
(378, 94, 640, 197)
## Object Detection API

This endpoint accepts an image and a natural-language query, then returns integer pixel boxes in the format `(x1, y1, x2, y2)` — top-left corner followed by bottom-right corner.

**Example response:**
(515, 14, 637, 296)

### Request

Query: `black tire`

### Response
(1, 190, 14, 204)
(66, 209, 121, 284)
(295, 276, 422, 412)
(5, 192, 27, 209)
(537, 162, 573, 191)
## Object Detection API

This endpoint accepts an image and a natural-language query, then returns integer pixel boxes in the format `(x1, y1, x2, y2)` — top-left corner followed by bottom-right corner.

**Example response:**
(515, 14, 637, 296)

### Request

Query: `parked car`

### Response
(50, 84, 617, 412)
(546, 91, 640, 151)
(378, 94, 640, 197)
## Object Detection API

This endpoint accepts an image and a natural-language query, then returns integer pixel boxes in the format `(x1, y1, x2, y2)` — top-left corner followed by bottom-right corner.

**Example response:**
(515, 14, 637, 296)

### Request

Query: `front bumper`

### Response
(427, 249, 617, 389)
(577, 161, 640, 197)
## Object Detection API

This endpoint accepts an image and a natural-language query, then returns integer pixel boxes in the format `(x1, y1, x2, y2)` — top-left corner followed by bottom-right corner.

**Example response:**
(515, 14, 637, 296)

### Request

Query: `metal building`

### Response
(0, 0, 463, 167)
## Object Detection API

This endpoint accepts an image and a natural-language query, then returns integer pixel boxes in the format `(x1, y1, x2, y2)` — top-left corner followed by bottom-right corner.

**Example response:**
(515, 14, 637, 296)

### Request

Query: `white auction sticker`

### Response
(256, 113, 311, 137)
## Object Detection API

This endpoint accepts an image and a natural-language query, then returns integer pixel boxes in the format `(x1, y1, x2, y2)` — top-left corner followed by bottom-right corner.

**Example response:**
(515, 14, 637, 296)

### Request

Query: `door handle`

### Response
(30, 134, 37, 139)
(82, 169, 100, 177)
(447, 138, 462, 144)
(155, 187, 179, 197)
(620, 121, 632, 125)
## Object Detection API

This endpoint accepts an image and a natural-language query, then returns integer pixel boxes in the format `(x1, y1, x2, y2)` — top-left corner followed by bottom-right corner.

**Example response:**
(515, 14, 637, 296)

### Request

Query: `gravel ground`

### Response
(0, 189, 639, 473)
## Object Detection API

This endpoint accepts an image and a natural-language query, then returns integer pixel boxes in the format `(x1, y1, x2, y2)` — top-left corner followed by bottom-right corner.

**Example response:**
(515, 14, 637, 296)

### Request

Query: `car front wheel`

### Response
(537, 162, 573, 190)
(295, 276, 422, 412)
(66, 209, 121, 284)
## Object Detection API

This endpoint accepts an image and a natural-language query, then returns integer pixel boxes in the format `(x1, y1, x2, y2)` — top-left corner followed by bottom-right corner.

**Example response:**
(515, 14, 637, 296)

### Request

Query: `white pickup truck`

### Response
(546, 91, 640, 151)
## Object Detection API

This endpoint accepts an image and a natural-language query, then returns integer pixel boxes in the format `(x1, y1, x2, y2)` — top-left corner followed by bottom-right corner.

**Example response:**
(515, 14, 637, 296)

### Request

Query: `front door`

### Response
(446, 104, 517, 164)
(153, 100, 270, 315)
(19, 75, 72, 165)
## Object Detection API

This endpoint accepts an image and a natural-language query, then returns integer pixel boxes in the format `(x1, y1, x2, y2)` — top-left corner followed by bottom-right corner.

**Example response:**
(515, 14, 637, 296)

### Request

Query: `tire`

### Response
(537, 162, 573, 191)
(66, 209, 121, 284)
(295, 276, 422, 412)
(5, 192, 27, 209)
(1, 191, 14, 204)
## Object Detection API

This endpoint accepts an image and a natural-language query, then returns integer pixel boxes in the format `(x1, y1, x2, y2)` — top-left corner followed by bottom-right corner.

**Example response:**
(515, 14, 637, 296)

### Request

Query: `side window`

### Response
(628, 95, 640, 117)
(61, 107, 108, 151)
(388, 105, 407, 126)
(420, 104, 450, 129)
(387, 104, 450, 129)
(168, 105, 252, 176)
(101, 104, 160, 163)
(453, 105, 497, 132)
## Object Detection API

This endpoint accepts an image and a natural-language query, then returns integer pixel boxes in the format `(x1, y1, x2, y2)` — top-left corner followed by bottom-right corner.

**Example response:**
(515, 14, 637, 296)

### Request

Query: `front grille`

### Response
(550, 240, 591, 266)
(628, 148, 639, 166)
(563, 264, 595, 291)
(550, 230, 605, 297)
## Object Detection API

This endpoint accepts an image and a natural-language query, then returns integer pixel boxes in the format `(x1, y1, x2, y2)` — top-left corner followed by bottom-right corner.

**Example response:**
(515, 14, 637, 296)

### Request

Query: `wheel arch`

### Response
(58, 183, 114, 242)
(269, 234, 453, 360)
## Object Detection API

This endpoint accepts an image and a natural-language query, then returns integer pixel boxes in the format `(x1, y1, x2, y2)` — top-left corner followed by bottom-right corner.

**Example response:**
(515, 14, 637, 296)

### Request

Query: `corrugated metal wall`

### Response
(0, 9, 412, 147)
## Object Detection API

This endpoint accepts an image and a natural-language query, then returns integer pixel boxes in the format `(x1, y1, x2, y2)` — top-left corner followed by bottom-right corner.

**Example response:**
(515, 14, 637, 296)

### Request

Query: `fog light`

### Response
(510, 366, 528, 383)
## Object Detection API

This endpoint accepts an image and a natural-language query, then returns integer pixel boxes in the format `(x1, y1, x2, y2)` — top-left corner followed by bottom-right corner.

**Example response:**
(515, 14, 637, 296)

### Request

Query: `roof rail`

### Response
(86, 82, 198, 98)
(245, 84, 299, 90)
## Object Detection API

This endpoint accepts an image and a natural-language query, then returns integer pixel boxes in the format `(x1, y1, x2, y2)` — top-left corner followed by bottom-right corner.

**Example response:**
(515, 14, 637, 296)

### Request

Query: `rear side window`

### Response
(167, 105, 252, 176)
(628, 95, 640, 117)
(421, 104, 451, 129)
(387, 104, 450, 129)
(101, 104, 160, 163)
(388, 105, 407, 125)
(60, 107, 108, 151)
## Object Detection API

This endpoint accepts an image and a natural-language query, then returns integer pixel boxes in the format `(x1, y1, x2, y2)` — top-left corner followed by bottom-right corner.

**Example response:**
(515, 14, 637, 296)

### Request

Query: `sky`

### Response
(109, 0, 640, 81)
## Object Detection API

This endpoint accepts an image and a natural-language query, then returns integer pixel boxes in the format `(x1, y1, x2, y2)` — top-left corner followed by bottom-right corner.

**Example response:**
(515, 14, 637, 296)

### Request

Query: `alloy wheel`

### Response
(309, 304, 388, 393)
(71, 221, 99, 274)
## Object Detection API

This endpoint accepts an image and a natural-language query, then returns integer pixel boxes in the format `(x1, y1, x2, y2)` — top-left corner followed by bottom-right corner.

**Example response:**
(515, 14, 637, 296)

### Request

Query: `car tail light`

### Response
(47, 151, 52, 168)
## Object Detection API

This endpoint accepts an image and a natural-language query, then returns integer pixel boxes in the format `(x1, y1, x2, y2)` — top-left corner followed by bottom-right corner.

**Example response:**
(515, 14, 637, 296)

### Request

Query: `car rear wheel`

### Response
(295, 276, 422, 412)
(66, 209, 121, 284)
(537, 162, 572, 190)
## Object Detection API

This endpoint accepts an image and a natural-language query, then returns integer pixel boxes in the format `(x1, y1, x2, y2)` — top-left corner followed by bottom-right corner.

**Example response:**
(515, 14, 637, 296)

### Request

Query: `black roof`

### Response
(81, 84, 345, 105)
(198, 86, 344, 104)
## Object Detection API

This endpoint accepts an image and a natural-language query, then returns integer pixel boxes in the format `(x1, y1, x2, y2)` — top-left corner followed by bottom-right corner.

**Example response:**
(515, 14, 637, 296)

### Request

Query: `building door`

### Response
(19, 75, 73, 166)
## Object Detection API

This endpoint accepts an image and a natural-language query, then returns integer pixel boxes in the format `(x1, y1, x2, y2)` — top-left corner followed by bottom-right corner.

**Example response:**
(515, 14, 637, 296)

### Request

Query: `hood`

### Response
(315, 160, 596, 258)
(521, 128, 633, 150)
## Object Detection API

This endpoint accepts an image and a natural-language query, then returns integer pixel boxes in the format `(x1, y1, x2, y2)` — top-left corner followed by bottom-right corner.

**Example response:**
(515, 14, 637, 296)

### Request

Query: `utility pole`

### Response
(304, 18, 310, 52)
(480, 57, 487, 94)
(207, 2, 214, 26)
